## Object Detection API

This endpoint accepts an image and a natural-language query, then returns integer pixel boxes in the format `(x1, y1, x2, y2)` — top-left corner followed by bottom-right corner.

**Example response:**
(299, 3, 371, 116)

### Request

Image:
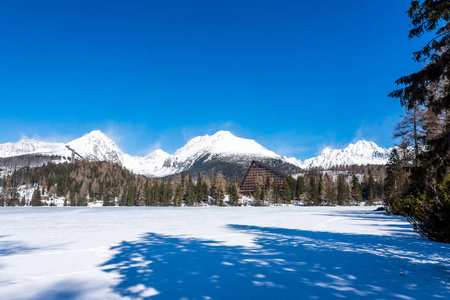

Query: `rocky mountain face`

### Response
(0, 130, 392, 178)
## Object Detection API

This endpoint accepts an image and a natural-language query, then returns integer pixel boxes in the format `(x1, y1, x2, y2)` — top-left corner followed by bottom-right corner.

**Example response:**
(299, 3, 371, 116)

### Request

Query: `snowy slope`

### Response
(0, 139, 65, 157)
(283, 156, 303, 168)
(65, 130, 125, 164)
(123, 149, 171, 176)
(302, 140, 391, 169)
(153, 131, 282, 177)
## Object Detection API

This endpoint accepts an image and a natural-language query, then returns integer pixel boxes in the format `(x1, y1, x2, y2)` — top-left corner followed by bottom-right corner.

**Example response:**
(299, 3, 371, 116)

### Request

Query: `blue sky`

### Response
(0, 0, 426, 159)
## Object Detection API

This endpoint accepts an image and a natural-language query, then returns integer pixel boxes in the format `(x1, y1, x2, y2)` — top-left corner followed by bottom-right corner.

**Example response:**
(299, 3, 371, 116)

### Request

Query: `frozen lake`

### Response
(0, 206, 449, 299)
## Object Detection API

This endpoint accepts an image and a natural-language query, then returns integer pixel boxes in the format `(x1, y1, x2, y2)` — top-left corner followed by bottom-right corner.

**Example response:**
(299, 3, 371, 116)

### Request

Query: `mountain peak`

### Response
(66, 130, 124, 164)
(302, 140, 391, 169)
(146, 149, 170, 159)
(81, 130, 109, 139)
(212, 130, 234, 138)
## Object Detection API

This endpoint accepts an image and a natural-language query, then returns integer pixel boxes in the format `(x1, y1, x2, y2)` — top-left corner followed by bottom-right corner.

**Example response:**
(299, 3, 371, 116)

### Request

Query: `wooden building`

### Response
(240, 160, 287, 196)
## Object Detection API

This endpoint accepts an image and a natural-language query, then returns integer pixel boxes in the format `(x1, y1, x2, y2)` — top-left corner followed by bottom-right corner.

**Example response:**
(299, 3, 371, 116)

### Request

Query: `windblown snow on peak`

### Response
(301, 140, 391, 169)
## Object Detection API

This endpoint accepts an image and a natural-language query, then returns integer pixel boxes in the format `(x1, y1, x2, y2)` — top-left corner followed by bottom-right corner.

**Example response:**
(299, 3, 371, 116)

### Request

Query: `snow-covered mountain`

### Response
(0, 130, 127, 165)
(152, 130, 283, 177)
(0, 130, 392, 177)
(301, 140, 391, 169)
(123, 149, 171, 176)
(65, 130, 125, 164)
(0, 139, 64, 157)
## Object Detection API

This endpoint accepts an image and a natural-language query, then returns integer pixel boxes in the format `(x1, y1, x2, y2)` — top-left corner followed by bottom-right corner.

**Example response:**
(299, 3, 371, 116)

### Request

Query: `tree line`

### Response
(0, 159, 387, 207)
(0, 161, 233, 207)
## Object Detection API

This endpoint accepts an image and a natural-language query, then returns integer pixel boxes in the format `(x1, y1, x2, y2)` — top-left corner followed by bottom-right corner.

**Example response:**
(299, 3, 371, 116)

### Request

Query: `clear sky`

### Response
(0, 0, 427, 160)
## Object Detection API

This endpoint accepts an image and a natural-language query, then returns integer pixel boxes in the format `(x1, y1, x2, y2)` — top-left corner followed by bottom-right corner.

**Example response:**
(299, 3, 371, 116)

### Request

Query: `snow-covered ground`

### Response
(0, 207, 448, 299)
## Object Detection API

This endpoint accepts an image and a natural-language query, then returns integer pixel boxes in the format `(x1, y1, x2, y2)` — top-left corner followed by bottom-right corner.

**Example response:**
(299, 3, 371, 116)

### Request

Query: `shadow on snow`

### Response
(101, 224, 450, 299)
(0, 235, 41, 257)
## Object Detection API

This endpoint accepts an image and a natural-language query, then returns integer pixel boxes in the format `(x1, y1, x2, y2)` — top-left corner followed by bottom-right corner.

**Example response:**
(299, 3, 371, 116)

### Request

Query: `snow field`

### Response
(0, 206, 449, 299)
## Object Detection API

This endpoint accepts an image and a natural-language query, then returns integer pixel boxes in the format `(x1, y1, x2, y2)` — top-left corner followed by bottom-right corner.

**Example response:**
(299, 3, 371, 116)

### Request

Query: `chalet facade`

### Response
(240, 160, 287, 196)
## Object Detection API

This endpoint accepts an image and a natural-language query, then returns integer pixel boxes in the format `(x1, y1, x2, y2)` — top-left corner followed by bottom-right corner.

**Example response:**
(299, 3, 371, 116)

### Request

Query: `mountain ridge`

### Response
(0, 130, 393, 177)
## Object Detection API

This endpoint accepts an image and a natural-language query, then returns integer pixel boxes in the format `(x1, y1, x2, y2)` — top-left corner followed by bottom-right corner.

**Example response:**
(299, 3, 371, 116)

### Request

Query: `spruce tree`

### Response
(229, 183, 240, 206)
(253, 182, 262, 206)
(336, 174, 349, 206)
(389, 0, 450, 184)
(126, 183, 136, 206)
(366, 174, 375, 206)
(351, 175, 362, 204)
(308, 177, 318, 206)
(186, 174, 196, 206)
(31, 188, 42, 206)
(0, 189, 4, 207)
(296, 176, 306, 199)
(272, 180, 280, 204)
(174, 183, 184, 207)
(210, 175, 218, 206)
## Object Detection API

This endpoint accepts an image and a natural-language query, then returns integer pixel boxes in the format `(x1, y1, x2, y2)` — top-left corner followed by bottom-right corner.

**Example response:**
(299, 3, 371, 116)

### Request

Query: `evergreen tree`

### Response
(195, 173, 208, 204)
(389, 0, 450, 185)
(228, 183, 240, 206)
(308, 177, 318, 206)
(296, 176, 306, 199)
(336, 174, 349, 206)
(209, 175, 218, 206)
(272, 180, 281, 204)
(321, 173, 335, 205)
(119, 187, 127, 206)
(317, 174, 323, 204)
(351, 175, 362, 204)
(1, 189, 6, 207)
(148, 182, 158, 206)
(126, 183, 136, 206)
(282, 177, 296, 204)
(69, 191, 77, 206)
(253, 182, 262, 206)
(186, 174, 196, 206)
(174, 183, 184, 207)
(366, 174, 375, 206)
(30, 188, 42, 206)
(158, 181, 166, 206)
(384, 149, 404, 213)
(163, 179, 173, 206)
(102, 192, 111, 206)
(409, 174, 450, 243)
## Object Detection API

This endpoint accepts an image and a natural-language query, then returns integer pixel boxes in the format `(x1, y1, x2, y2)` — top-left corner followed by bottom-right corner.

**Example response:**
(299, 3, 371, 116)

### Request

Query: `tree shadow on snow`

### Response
(101, 225, 450, 300)
(27, 280, 99, 300)
(0, 235, 41, 257)
(317, 210, 420, 237)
